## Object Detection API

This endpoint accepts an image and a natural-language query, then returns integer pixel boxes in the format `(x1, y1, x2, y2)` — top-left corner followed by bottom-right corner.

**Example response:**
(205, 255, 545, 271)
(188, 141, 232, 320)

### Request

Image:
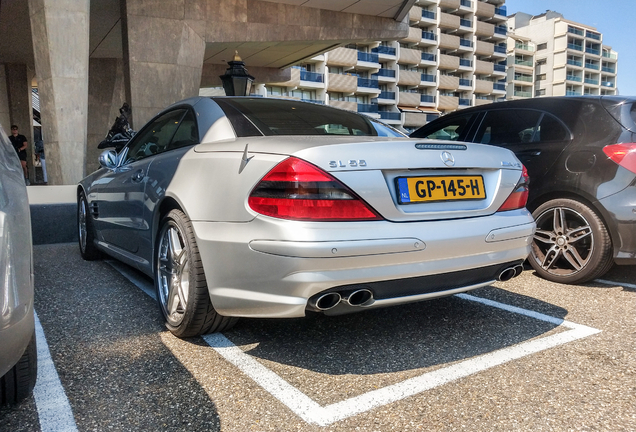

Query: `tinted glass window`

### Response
(410, 113, 474, 141)
(476, 110, 541, 145)
(124, 109, 186, 163)
(535, 114, 569, 142)
(168, 110, 199, 150)
(215, 98, 403, 137)
(631, 103, 636, 124)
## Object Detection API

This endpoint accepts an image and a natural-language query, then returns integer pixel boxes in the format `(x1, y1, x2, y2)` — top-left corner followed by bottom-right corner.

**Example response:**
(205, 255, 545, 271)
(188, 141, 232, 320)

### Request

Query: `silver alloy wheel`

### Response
(78, 197, 88, 253)
(532, 206, 593, 276)
(157, 222, 190, 327)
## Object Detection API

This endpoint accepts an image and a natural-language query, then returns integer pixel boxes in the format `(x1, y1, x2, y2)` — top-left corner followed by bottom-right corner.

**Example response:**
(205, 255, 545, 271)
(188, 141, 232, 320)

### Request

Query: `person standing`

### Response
(34, 127, 47, 184)
(9, 125, 29, 184)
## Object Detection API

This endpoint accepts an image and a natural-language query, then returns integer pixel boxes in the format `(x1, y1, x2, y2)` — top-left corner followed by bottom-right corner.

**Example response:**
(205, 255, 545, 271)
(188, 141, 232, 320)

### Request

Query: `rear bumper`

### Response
(192, 210, 535, 318)
(598, 185, 636, 264)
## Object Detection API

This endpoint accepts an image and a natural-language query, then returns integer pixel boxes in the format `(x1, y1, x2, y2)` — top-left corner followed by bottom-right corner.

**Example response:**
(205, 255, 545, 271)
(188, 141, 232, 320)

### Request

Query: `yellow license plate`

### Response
(396, 175, 486, 204)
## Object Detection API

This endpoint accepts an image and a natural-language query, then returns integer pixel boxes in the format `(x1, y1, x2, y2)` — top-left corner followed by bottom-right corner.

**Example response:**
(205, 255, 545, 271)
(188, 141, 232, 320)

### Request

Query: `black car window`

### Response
(124, 109, 186, 163)
(535, 113, 569, 142)
(410, 113, 475, 141)
(476, 110, 541, 145)
(168, 109, 199, 150)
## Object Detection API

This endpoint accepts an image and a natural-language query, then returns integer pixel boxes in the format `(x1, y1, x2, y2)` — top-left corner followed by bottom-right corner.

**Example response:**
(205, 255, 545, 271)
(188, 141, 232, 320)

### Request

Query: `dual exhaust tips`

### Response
(309, 288, 373, 312)
(497, 265, 524, 282)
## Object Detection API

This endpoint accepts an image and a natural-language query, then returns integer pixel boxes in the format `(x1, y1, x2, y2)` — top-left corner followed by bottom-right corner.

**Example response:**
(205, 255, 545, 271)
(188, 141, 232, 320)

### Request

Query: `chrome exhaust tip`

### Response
(498, 267, 517, 282)
(345, 289, 374, 306)
(310, 292, 342, 311)
(513, 265, 524, 277)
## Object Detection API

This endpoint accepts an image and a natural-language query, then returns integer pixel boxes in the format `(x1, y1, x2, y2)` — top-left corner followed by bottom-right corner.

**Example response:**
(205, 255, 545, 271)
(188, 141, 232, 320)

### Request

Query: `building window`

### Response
(268, 86, 286, 96)
(537, 43, 547, 51)
(535, 89, 546, 96)
(536, 58, 547, 66)
(536, 74, 547, 81)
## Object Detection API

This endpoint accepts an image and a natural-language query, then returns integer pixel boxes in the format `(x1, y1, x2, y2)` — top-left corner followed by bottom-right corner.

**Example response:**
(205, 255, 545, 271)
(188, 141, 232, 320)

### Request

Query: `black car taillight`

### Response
(248, 157, 382, 221)
(603, 143, 636, 174)
(498, 165, 530, 212)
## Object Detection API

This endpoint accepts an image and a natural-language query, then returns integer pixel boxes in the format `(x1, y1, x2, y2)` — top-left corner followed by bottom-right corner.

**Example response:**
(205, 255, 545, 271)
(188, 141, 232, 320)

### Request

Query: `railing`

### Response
(494, 26, 507, 35)
(422, 10, 436, 19)
(584, 62, 599, 70)
(421, 73, 436, 82)
(568, 26, 584, 36)
(357, 78, 379, 88)
(421, 94, 436, 103)
(566, 90, 582, 95)
(568, 43, 583, 51)
(566, 75, 582, 82)
(460, 19, 472, 28)
(495, 6, 507, 16)
(494, 45, 506, 54)
(372, 46, 396, 56)
(300, 71, 324, 83)
(421, 52, 436, 62)
(374, 68, 396, 78)
(602, 66, 616, 73)
(422, 31, 437, 41)
(358, 52, 379, 63)
(494, 64, 506, 72)
(585, 47, 600, 56)
(601, 81, 615, 87)
(460, 0, 472, 7)
(567, 59, 583, 67)
(514, 59, 533, 66)
(514, 75, 532, 82)
(602, 51, 618, 59)
(459, 59, 472, 67)
(586, 31, 601, 41)
(460, 38, 473, 47)
(515, 43, 534, 51)
(301, 98, 324, 104)
(459, 98, 471, 106)
(459, 78, 472, 86)
(493, 83, 506, 91)
(584, 78, 599, 85)
(514, 91, 532, 98)
(379, 111, 401, 121)
(379, 91, 396, 100)
(357, 103, 378, 113)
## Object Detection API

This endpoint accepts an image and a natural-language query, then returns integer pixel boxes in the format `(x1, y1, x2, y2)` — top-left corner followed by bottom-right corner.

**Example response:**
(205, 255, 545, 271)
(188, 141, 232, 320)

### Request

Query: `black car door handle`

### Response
(131, 170, 145, 183)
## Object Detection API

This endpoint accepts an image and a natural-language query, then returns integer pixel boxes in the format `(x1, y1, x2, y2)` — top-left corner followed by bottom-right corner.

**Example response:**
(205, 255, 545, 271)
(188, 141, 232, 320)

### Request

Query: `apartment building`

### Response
(507, 11, 618, 98)
(253, 0, 508, 132)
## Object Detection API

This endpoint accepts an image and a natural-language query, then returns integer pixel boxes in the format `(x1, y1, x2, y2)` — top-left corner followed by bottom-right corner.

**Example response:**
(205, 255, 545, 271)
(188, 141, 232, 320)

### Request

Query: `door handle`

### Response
(131, 170, 145, 183)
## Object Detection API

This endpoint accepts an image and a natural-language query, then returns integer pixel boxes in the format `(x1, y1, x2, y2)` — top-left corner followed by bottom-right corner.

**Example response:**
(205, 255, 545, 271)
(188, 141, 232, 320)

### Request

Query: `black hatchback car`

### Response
(411, 96, 636, 284)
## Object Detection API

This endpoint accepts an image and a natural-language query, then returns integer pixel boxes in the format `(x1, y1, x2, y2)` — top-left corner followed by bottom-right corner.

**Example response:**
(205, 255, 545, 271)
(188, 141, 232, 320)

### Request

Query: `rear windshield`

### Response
(213, 97, 405, 138)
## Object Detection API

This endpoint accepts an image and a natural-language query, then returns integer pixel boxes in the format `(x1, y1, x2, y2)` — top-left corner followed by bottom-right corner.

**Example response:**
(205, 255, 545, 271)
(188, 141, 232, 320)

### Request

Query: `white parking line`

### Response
(202, 294, 600, 426)
(33, 312, 78, 432)
(595, 279, 636, 290)
(110, 263, 602, 426)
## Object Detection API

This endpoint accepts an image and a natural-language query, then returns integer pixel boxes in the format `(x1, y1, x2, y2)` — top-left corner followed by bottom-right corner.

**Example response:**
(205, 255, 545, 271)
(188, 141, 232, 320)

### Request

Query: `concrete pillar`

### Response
(121, 0, 206, 128)
(0, 65, 11, 132)
(29, 0, 90, 185)
(4, 63, 35, 183)
(86, 58, 126, 175)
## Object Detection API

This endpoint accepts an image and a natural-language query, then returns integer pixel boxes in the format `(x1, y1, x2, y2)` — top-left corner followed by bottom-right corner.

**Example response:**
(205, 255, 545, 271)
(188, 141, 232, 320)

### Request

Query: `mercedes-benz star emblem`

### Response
(441, 151, 455, 167)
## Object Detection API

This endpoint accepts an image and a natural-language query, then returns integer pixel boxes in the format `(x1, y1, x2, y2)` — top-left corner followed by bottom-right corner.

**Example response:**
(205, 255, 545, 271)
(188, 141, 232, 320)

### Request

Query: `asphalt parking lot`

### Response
(1, 243, 634, 432)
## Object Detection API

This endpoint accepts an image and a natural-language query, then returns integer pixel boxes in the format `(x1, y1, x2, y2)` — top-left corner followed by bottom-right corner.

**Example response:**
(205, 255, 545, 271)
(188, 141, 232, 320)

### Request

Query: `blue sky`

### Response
(504, 0, 636, 95)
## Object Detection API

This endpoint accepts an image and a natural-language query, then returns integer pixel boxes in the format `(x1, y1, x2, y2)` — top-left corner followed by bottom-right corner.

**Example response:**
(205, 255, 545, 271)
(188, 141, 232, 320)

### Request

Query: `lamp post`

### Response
(219, 51, 255, 96)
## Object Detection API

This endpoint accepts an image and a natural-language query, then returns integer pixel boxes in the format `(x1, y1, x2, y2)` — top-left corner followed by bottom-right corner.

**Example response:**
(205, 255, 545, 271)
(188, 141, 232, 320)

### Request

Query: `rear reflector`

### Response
(603, 143, 636, 174)
(498, 165, 530, 212)
(248, 157, 382, 221)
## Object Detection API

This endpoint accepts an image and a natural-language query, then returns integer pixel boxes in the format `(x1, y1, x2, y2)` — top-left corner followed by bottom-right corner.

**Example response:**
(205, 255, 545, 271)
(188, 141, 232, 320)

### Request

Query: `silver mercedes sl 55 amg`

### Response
(78, 97, 535, 337)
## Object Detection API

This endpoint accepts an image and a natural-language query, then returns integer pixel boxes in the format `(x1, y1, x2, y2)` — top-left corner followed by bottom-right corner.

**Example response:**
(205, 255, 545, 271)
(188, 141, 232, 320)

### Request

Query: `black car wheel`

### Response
(529, 198, 614, 284)
(155, 209, 237, 338)
(0, 330, 37, 405)
(78, 191, 101, 260)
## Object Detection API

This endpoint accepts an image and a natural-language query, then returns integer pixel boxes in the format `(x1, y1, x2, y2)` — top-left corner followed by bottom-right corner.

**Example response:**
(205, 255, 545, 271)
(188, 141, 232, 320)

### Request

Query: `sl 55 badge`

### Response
(329, 160, 367, 168)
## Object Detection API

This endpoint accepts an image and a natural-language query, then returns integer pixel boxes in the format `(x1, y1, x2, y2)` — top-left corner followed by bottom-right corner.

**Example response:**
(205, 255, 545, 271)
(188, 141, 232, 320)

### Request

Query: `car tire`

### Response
(155, 209, 238, 338)
(78, 191, 101, 260)
(529, 198, 614, 284)
(0, 330, 37, 405)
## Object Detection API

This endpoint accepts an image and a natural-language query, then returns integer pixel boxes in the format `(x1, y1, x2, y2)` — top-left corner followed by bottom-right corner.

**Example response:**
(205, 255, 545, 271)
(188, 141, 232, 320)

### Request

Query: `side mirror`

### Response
(99, 150, 118, 169)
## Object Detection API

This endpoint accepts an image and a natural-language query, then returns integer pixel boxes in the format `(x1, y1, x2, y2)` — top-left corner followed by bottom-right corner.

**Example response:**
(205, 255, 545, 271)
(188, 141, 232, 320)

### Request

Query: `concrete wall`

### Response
(0, 66, 11, 131)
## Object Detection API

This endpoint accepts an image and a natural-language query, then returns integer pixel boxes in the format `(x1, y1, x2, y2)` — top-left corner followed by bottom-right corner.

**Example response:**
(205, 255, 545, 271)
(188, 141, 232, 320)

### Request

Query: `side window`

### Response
(413, 114, 475, 141)
(124, 109, 186, 163)
(476, 110, 541, 145)
(168, 110, 199, 150)
(535, 114, 569, 142)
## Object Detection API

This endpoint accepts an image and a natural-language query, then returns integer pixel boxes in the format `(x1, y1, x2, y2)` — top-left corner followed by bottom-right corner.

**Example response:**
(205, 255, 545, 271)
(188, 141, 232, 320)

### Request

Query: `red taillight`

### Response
(603, 143, 636, 174)
(248, 157, 382, 221)
(498, 165, 530, 212)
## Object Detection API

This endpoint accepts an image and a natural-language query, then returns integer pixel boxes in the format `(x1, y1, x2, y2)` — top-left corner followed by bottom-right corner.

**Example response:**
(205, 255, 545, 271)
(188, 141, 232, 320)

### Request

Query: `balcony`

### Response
(514, 74, 532, 82)
(586, 31, 601, 41)
(602, 66, 616, 73)
(358, 52, 379, 63)
(300, 71, 324, 83)
(475, 0, 495, 18)
(460, 0, 472, 7)
(372, 46, 396, 56)
(439, 54, 460, 70)
(398, 91, 421, 107)
(567, 59, 583, 67)
(584, 62, 599, 70)
(475, 40, 494, 56)
(459, 98, 472, 106)
(421, 52, 436, 62)
(459, 78, 472, 87)
(602, 51, 618, 60)
(494, 63, 506, 73)
(379, 111, 401, 121)
(601, 81, 615, 88)
(567, 43, 583, 52)
(494, 25, 507, 36)
(421, 94, 436, 103)
(585, 47, 600, 56)
(374, 68, 396, 79)
(357, 103, 378, 113)
(494, 44, 506, 54)
(422, 10, 436, 20)
(494, 6, 506, 16)
(301, 98, 324, 104)
(327, 73, 357, 93)
(568, 26, 584, 36)
(459, 58, 472, 67)
(513, 91, 532, 98)
(438, 95, 459, 110)
(422, 30, 437, 41)
(584, 78, 599, 85)
(326, 47, 357, 67)
(440, 12, 461, 30)
(566, 75, 582, 82)
(567, 90, 582, 96)
(398, 70, 422, 87)
(439, 33, 461, 51)
(398, 47, 422, 65)
(493, 83, 506, 91)
(378, 91, 396, 100)
(475, 59, 494, 75)
(357, 78, 379, 89)
(460, 18, 473, 28)
(460, 38, 473, 48)
(515, 43, 534, 52)
(439, 75, 460, 90)
(421, 73, 436, 83)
